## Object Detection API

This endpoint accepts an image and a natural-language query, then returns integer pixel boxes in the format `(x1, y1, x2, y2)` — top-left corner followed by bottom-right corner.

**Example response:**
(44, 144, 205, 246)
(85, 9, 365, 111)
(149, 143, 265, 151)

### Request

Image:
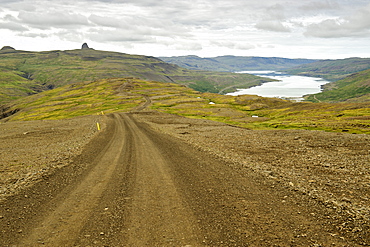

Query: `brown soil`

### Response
(0, 110, 369, 246)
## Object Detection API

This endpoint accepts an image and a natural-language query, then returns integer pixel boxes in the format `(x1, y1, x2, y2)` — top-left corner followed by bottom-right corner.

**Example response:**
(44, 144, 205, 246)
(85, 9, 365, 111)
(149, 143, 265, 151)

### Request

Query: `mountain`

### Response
(212, 56, 317, 71)
(0, 47, 271, 104)
(285, 57, 370, 81)
(305, 68, 370, 103)
(158, 55, 317, 72)
(158, 55, 228, 72)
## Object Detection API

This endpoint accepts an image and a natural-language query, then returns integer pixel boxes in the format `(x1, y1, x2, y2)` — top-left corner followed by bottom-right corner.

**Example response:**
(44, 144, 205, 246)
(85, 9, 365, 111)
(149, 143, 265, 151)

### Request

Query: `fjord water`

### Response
(227, 71, 330, 100)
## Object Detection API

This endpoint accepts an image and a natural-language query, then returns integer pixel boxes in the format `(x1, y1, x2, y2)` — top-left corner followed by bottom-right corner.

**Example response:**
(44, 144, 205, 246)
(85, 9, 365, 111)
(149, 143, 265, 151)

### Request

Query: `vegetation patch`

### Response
(0, 49, 272, 104)
(306, 69, 370, 103)
(6, 78, 145, 121)
(3, 77, 370, 134)
(285, 57, 370, 81)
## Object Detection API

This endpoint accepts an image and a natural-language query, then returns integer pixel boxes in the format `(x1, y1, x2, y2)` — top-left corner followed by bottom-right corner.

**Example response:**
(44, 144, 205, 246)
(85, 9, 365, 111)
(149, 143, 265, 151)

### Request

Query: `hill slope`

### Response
(159, 55, 317, 72)
(3, 77, 369, 134)
(305, 69, 370, 103)
(285, 57, 370, 81)
(0, 48, 270, 104)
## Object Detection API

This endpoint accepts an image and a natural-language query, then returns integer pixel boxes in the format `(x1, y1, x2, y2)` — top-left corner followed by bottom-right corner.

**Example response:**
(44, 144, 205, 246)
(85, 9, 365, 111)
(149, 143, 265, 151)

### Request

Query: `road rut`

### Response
(0, 112, 363, 246)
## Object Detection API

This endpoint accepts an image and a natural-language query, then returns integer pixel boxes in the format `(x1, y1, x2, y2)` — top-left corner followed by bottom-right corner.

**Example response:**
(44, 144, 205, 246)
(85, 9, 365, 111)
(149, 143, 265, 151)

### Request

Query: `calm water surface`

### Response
(227, 71, 330, 100)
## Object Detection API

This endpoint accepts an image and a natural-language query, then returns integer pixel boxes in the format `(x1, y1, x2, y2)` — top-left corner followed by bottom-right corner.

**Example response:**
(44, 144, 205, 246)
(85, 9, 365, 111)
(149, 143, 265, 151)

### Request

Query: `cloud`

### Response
(1, 0, 370, 58)
(86, 28, 157, 43)
(299, 0, 340, 11)
(253, 3, 291, 32)
(20, 32, 50, 38)
(304, 4, 370, 38)
(2, 1, 37, 11)
(88, 14, 191, 39)
(172, 42, 203, 51)
(88, 14, 122, 29)
(255, 20, 291, 32)
(17, 10, 90, 29)
(210, 40, 255, 50)
(0, 21, 28, 31)
(0, 14, 28, 31)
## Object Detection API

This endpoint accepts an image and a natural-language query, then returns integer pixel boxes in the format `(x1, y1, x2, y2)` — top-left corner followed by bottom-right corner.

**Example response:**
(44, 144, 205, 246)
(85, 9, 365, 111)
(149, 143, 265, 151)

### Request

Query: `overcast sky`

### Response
(1, 0, 370, 59)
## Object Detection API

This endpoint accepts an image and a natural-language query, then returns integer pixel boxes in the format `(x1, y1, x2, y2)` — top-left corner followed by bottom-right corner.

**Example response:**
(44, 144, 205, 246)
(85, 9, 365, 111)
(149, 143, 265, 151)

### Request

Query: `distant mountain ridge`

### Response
(0, 47, 271, 104)
(1, 45, 369, 104)
(284, 57, 370, 81)
(160, 55, 370, 103)
(282, 57, 370, 103)
(305, 68, 370, 103)
(158, 55, 317, 72)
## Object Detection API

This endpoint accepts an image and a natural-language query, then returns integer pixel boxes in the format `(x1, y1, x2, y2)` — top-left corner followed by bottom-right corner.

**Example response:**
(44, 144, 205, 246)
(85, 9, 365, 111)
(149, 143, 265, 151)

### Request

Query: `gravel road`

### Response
(0, 111, 369, 246)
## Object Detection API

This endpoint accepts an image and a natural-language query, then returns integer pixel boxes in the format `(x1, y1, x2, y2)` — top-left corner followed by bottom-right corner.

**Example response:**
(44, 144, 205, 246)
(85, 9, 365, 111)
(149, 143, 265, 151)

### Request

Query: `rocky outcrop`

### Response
(0, 105, 19, 120)
(0, 46, 16, 51)
(81, 43, 90, 49)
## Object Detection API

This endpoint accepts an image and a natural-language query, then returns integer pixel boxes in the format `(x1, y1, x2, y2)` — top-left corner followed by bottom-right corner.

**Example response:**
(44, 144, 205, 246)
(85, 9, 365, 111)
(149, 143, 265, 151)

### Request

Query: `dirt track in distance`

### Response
(0, 111, 369, 246)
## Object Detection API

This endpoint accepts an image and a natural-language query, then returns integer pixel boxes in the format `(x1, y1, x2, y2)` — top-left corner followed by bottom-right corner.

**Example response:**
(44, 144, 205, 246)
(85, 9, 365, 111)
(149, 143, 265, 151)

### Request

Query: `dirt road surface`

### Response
(0, 112, 369, 246)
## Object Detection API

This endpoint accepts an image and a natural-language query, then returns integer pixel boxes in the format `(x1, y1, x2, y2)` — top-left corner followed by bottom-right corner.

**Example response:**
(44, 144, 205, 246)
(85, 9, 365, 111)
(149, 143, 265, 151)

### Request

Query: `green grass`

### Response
(9, 78, 145, 121)
(306, 69, 370, 103)
(3, 77, 370, 135)
(0, 49, 272, 104)
(159, 55, 317, 72)
(150, 90, 370, 134)
(285, 57, 370, 81)
(0, 70, 44, 103)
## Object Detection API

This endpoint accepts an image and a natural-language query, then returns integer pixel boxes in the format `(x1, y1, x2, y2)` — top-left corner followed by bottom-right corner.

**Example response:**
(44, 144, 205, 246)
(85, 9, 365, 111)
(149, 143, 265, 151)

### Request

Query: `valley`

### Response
(0, 47, 369, 246)
(161, 55, 370, 103)
(0, 47, 269, 104)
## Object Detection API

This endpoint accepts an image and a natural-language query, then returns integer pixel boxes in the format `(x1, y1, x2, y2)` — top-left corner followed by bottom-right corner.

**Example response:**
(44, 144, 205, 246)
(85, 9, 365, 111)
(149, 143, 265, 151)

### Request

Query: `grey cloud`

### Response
(4, 1, 37, 11)
(88, 14, 156, 30)
(255, 20, 291, 32)
(19, 32, 49, 38)
(253, 3, 292, 32)
(210, 40, 255, 50)
(0, 0, 22, 3)
(1, 0, 370, 58)
(86, 28, 157, 43)
(17, 11, 89, 29)
(265, 3, 286, 20)
(88, 14, 191, 38)
(92, 0, 189, 8)
(88, 15, 124, 29)
(172, 41, 203, 51)
(304, 4, 370, 38)
(0, 14, 28, 31)
(54, 29, 86, 42)
(299, 0, 340, 11)
(0, 21, 28, 31)
(3, 14, 16, 21)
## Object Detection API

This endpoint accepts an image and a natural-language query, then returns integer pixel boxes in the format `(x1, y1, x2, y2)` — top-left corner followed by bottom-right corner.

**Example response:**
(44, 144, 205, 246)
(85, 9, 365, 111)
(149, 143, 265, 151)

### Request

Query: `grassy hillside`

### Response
(3, 77, 369, 134)
(285, 57, 370, 81)
(158, 55, 228, 72)
(0, 70, 44, 103)
(159, 55, 317, 72)
(0, 48, 270, 104)
(3, 78, 146, 121)
(213, 56, 317, 71)
(305, 69, 370, 103)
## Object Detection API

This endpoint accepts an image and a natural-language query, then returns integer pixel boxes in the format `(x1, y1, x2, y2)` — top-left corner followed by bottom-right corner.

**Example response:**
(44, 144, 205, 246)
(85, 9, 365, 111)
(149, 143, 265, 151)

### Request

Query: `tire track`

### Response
(1, 112, 362, 246)
(76, 113, 202, 246)
(18, 114, 126, 246)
